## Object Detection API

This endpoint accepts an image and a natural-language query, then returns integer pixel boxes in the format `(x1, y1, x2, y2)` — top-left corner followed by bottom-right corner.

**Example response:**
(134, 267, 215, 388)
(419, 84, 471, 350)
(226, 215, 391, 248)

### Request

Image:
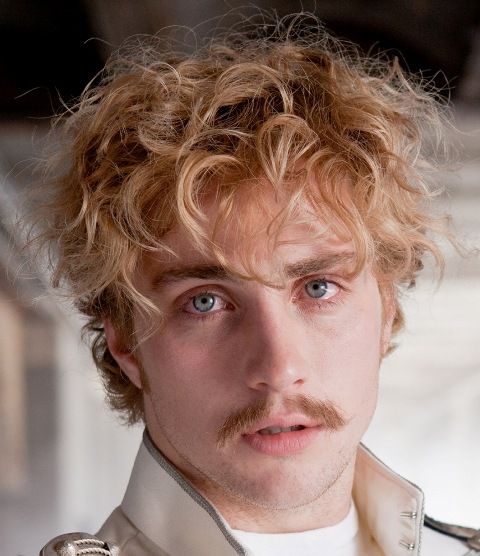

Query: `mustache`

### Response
(216, 395, 347, 448)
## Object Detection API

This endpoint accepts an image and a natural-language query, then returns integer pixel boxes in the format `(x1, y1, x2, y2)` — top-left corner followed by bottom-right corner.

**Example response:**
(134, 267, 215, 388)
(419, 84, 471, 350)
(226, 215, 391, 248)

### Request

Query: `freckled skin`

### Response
(104, 194, 394, 533)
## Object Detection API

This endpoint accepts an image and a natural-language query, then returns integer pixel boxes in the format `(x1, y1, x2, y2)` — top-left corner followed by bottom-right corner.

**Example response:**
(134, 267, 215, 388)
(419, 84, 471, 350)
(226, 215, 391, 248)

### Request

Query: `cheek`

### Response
(138, 329, 232, 418)
(342, 311, 382, 369)
(316, 300, 382, 411)
(144, 316, 243, 381)
(143, 323, 204, 365)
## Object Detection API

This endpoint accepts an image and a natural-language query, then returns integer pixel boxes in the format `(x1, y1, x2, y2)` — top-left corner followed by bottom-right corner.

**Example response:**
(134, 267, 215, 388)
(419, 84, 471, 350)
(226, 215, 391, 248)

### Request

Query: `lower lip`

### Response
(242, 427, 323, 456)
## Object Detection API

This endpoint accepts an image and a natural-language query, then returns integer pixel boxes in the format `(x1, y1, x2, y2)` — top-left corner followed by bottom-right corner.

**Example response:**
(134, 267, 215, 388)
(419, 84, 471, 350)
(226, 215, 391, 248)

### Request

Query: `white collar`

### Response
(230, 502, 360, 555)
(121, 431, 424, 556)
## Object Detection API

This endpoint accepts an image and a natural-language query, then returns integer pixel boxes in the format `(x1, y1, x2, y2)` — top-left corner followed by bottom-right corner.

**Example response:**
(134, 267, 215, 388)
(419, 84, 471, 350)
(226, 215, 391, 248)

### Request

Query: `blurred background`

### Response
(1, 1, 479, 555)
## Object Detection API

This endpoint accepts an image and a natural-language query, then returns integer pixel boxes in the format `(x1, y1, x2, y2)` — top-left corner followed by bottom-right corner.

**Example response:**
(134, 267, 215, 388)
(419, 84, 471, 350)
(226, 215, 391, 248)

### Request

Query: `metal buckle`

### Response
(40, 533, 119, 556)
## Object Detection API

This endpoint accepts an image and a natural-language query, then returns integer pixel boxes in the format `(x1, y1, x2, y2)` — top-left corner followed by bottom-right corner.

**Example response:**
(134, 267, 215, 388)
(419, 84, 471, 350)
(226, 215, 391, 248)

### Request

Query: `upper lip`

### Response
(243, 414, 321, 435)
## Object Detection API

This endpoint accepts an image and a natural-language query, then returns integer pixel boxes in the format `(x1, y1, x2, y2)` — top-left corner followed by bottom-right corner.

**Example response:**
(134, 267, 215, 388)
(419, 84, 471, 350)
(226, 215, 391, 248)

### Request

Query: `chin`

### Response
(214, 462, 332, 511)
(232, 476, 327, 511)
(222, 443, 356, 511)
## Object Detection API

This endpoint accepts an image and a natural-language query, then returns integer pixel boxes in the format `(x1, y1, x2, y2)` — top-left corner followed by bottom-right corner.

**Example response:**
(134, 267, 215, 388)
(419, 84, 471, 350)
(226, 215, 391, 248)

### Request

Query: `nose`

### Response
(242, 300, 309, 393)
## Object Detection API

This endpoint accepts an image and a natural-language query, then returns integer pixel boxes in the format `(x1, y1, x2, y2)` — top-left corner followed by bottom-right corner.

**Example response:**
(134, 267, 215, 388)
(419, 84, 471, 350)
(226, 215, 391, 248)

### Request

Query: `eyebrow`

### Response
(150, 252, 355, 289)
(284, 252, 355, 279)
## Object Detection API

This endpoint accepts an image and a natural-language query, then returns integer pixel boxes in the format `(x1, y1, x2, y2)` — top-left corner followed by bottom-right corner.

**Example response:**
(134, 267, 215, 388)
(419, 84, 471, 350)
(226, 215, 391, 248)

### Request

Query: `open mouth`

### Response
(257, 425, 306, 435)
(243, 423, 320, 455)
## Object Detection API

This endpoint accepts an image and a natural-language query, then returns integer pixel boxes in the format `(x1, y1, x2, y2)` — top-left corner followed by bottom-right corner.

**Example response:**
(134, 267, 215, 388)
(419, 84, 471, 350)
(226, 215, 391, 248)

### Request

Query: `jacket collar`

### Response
(353, 444, 424, 555)
(121, 430, 424, 556)
(122, 431, 246, 556)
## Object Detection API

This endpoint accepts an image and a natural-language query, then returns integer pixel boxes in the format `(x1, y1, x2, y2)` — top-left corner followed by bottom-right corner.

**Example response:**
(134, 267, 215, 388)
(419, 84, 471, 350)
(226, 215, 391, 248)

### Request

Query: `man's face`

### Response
(107, 192, 393, 517)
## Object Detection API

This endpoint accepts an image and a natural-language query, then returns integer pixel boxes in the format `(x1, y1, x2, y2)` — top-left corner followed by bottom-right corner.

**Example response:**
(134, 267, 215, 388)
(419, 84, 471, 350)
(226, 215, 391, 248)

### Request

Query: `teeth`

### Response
(258, 425, 304, 435)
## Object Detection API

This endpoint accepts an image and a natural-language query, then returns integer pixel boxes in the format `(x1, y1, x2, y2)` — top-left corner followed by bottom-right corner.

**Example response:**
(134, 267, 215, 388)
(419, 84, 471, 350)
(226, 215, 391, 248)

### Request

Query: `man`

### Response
(39, 16, 479, 556)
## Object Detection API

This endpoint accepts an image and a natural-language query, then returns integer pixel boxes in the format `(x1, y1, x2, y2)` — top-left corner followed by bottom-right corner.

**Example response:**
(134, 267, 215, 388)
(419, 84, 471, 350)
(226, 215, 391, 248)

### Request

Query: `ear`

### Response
(103, 318, 143, 390)
(380, 286, 396, 357)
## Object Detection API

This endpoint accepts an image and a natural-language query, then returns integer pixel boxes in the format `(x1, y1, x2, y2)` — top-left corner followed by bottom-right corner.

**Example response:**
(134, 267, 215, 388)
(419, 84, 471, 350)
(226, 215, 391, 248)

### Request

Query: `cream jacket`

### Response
(42, 431, 480, 555)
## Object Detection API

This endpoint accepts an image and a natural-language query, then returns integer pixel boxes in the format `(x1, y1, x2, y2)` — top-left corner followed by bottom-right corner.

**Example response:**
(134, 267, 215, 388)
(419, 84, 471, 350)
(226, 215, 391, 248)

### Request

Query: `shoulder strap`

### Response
(40, 532, 119, 556)
(424, 515, 480, 551)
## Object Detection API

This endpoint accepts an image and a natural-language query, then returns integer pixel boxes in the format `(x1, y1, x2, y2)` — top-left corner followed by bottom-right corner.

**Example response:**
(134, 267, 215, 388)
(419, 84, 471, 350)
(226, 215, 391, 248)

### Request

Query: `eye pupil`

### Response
(306, 280, 328, 298)
(193, 294, 215, 312)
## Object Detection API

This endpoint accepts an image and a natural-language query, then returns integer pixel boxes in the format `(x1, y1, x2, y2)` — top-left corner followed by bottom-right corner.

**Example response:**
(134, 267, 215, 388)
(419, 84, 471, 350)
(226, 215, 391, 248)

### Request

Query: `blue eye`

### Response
(192, 293, 216, 312)
(305, 279, 330, 298)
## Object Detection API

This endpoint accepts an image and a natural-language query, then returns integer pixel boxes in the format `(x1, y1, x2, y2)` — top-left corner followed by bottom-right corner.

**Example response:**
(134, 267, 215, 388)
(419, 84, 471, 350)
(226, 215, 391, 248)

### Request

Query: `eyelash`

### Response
(182, 292, 231, 322)
(179, 278, 345, 322)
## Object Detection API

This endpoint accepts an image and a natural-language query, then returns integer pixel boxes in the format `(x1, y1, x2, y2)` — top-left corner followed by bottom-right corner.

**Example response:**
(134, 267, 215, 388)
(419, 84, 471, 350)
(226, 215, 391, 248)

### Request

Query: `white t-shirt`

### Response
(231, 503, 382, 556)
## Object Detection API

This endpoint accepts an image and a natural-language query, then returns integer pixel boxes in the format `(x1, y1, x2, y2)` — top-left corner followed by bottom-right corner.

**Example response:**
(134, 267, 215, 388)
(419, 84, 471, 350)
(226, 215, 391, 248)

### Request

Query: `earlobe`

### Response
(381, 319, 394, 356)
(380, 286, 396, 357)
(103, 319, 143, 390)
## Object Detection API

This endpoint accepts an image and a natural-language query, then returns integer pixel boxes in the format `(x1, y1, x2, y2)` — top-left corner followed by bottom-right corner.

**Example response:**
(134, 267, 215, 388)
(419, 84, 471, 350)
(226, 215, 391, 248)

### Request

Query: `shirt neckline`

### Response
(230, 502, 359, 553)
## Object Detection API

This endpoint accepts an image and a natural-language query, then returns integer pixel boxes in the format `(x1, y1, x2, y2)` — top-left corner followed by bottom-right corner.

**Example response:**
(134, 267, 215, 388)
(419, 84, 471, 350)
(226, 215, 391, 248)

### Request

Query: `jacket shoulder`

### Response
(423, 515, 480, 555)
(39, 532, 119, 556)
(97, 507, 170, 556)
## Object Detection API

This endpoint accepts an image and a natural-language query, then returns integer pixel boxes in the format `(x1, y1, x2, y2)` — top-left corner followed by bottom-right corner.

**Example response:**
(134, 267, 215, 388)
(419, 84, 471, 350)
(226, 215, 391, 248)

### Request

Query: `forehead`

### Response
(140, 185, 358, 286)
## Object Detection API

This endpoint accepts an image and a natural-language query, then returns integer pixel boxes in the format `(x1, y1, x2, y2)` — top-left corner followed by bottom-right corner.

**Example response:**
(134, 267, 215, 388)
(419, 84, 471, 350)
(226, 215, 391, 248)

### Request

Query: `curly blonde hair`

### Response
(33, 15, 452, 424)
